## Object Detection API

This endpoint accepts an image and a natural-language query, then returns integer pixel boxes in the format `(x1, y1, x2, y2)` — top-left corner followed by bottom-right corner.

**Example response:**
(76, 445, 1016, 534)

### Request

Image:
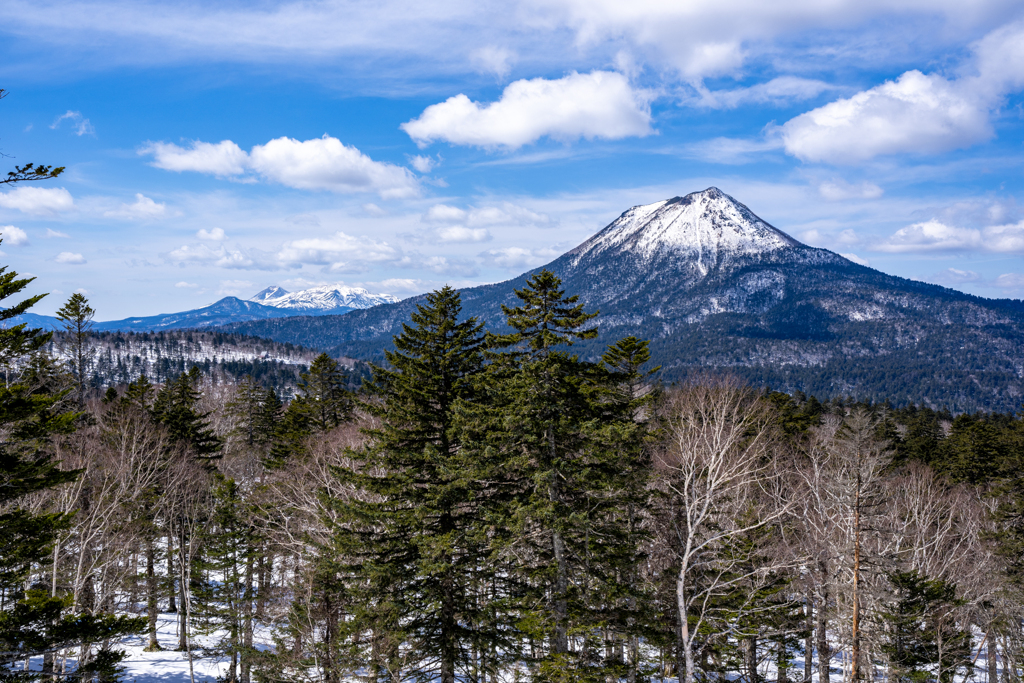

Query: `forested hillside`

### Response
(4, 268, 1024, 683)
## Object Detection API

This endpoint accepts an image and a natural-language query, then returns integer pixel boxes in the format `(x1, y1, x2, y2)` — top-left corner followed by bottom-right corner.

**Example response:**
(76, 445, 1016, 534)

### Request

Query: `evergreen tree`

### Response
(152, 367, 222, 461)
(331, 286, 503, 683)
(879, 571, 972, 683)
(0, 256, 144, 680)
(54, 293, 95, 410)
(297, 353, 351, 433)
(469, 270, 653, 682)
(192, 476, 258, 683)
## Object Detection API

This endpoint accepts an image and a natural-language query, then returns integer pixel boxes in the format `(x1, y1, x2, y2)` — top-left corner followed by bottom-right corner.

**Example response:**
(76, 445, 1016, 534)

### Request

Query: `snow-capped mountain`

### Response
(250, 284, 399, 312)
(225, 188, 1024, 412)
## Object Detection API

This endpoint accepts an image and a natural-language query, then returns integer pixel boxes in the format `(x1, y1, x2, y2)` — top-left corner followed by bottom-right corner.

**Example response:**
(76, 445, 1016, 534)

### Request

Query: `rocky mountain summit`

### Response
(249, 284, 399, 311)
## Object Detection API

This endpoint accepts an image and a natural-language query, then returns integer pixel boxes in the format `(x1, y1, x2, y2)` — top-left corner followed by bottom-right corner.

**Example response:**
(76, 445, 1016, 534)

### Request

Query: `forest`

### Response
(2, 263, 1024, 683)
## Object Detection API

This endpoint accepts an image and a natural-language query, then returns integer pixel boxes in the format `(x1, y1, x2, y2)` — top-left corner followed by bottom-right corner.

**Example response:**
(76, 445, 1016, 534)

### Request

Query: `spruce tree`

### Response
(54, 292, 95, 410)
(297, 353, 351, 433)
(331, 286, 503, 683)
(152, 367, 222, 461)
(0, 256, 144, 679)
(469, 270, 653, 681)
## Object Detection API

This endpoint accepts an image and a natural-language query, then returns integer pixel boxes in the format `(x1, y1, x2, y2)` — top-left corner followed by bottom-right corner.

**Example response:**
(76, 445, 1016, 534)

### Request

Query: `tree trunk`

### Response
(744, 637, 758, 683)
(989, 634, 999, 683)
(677, 566, 696, 683)
(167, 528, 177, 613)
(805, 588, 813, 683)
(145, 536, 161, 651)
(851, 468, 863, 683)
(241, 552, 253, 683)
(816, 580, 830, 683)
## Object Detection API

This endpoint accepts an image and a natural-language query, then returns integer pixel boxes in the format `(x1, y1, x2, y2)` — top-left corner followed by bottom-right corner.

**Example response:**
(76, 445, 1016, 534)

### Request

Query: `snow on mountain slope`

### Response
(250, 284, 399, 311)
(569, 187, 801, 275)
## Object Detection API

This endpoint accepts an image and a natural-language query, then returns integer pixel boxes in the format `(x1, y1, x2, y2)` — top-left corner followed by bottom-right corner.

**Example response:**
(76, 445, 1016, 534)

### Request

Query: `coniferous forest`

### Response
(3, 253, 1024, 683)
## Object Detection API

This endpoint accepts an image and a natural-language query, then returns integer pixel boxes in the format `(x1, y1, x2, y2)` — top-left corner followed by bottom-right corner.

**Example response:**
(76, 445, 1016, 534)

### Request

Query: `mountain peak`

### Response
(251, 285, 290, 302)
(570, 187, 801, 270)
(250, 283, 400, 311)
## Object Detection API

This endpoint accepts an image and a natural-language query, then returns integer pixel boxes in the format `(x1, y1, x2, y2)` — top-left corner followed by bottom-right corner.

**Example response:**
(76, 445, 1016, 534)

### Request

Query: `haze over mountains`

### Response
(224, 188, 1024, 412)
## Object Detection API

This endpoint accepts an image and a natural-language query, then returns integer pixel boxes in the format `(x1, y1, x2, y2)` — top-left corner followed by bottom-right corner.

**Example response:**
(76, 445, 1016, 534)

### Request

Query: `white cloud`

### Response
(249, 136, 419, 198)
(876, 220, 981, 252)
(55, 252, 86, 264)
(197, 227, 226, 241)
(50, 110, 95, 136)
(0, 187, 74, 215)
(408, 154, 439, 173)
(402, 71, 653, 150)
(104, 193, 167, 219)
(470, 45, 517, 79)
(698, 77, 837, 109)
(277, 231, 401, 272)
(45, 228, 70, 238)
(781, 71, 991, 164)
(839, 253, 870, 267)
(877, 218, 1024, 253)
(930, 268, 982, 285)
(481, 246, 561, 270)
(167, 243, 257, 269)
(423, 202, 550, 227)
(362, 203, 387, 216)
(142, 136, 419, 198)
(141, 139, 248, 175)
(175, 281, 198, 288)
(0, 226, 29, 246)
(780, 20, 1024, 164)
(818, 180, 884, 201)
(437, 226, 491, 243)
(993, 273, 1024, 290)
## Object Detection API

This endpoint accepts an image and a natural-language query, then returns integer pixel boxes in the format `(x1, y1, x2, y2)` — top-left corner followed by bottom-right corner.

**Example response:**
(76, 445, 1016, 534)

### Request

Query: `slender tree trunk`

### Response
(817, 579, 830, 683)
(744, 636, 758, 683)
(851, 475, 862, 683)
(989, 633, 999, 683)
(167, 527, 177, 613)
(677, 566, 696, 683)
(805, 588, 814, 683)
(242, 552, 253, 683)
(177, 529, 188, 651)
(145, 536, 161, 651)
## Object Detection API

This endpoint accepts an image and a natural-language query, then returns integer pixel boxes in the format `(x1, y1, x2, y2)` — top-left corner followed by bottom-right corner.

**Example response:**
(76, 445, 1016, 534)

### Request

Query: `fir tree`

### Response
(470, 270, 653, 681)
(0, 256, 144, 679)
(152, 367, 222, 461)
(331, 286, 503, 683)
(297, 353, 351, 433)
(54, 293, 95, 410)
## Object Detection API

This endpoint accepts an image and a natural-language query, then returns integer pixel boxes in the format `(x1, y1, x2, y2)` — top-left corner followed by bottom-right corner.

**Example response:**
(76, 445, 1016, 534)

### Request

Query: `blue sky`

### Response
(2, 0, 1024, 319)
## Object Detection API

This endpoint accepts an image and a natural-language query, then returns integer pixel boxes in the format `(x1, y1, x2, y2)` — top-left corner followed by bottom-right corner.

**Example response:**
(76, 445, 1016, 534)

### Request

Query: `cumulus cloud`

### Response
(993, 273, 1024, 290)
(781, 71, 991, 164)
(104, 193, 167, 219)
(437, 226, 491, 243)
(45, 229, 70, 238)
(50, 110, 95, 136)
(141, 140, 248, 175)
(876, 219, 1024, 253)
(780, 20, 1024, 164)
(0, 187, 74, 215)
(0, 226, 30, 246)
(197, 227, 226, 241)
(167, 243, 257, 269)
(818, 180, 884, 201)
(402, 71, 653, 150)
(423, 201, 550, 227)
(277, 232, 401, 272)
(407, 155, 439, 173)
(140, 135, 419, 198)
(175, 281, 199, 288)
(55, 252, 86, 264)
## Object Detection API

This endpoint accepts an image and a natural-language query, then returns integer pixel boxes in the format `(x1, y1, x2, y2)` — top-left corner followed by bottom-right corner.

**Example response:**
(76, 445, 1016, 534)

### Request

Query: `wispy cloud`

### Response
(50, 110, 95, 136)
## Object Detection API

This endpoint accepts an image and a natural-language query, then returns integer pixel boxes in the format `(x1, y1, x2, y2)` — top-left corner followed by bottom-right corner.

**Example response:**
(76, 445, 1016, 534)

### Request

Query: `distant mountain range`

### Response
(4, 284, 399, 332)
(222, 188, 1024, 412)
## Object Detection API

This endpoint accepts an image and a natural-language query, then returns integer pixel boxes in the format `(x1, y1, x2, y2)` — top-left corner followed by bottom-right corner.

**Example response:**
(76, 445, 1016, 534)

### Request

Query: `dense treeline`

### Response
(3, 270, 1024, 683)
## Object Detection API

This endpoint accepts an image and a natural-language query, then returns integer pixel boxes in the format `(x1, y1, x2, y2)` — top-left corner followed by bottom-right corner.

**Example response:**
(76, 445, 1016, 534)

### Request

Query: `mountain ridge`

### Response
(220, 188, 1024, 412)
